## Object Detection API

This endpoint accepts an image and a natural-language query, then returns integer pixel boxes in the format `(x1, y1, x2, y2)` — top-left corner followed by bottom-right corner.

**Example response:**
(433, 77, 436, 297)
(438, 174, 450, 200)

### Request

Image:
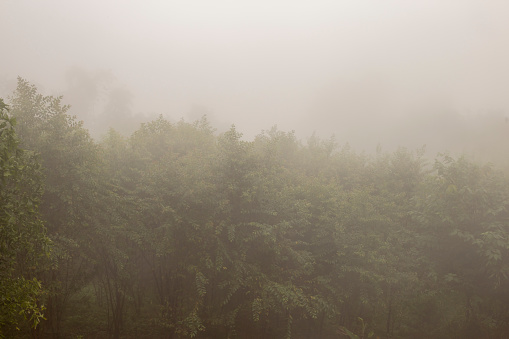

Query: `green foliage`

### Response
(409, 154, 509, 338)
(8, 78, 103, 336)
(0, 98, 50, 336)
(6, 79, 509, 338)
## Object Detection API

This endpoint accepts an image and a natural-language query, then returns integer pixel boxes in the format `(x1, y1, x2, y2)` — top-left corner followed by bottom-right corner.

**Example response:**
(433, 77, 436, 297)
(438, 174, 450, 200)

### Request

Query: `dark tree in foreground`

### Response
(0, 98, 50, 337)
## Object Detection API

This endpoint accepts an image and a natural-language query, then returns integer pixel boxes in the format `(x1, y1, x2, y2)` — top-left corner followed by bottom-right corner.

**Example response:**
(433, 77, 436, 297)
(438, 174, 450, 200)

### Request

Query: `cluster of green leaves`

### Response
(4, 78, 509, 338)
(0, 98, 50, 337)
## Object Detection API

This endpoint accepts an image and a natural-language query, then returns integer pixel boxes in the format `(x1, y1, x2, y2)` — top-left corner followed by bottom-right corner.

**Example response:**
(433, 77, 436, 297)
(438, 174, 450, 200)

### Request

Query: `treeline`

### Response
(2, 78, 509, 338)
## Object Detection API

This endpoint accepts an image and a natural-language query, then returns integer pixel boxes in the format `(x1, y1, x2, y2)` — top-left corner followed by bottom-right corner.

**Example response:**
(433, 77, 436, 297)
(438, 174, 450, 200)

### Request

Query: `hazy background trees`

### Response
(2, 1, 509, 162)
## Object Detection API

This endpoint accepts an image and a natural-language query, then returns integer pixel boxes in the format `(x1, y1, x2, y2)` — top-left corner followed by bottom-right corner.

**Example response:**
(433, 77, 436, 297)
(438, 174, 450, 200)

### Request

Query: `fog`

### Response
(4, 3, 509, 337)
(2, 0, 509, 159)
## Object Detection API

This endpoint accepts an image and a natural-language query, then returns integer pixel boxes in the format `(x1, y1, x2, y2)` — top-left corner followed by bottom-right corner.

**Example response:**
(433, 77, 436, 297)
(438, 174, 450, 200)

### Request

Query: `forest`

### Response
(2, 78, 509, 339)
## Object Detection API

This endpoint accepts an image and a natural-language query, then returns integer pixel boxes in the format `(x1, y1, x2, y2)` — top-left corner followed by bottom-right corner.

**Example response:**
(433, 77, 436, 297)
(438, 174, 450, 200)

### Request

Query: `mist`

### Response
(2, 0, 509, 159)
(5, 2, 509, 337)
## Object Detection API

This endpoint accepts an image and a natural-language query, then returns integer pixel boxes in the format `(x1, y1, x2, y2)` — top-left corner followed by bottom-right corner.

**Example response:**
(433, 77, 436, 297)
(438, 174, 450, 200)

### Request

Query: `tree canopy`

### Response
(3, 79, 509, 338)
(0, 98, 50, 337)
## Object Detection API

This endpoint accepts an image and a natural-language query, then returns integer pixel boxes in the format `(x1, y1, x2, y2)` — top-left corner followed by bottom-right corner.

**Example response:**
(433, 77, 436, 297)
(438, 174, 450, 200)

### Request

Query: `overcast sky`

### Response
(1, 0, 509, 152)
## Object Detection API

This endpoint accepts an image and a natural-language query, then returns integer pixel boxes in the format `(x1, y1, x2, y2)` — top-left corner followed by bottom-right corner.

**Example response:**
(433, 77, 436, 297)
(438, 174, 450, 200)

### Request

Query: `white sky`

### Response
(1, 0, 509, 148)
